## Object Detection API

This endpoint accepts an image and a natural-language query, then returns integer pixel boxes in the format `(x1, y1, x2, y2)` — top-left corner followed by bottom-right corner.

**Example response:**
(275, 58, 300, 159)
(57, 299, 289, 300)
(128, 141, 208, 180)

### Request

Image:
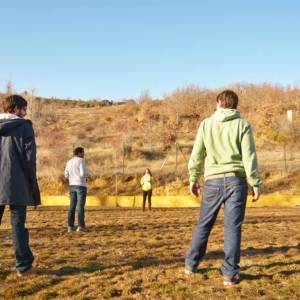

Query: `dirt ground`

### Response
(0, 207, 300, 299)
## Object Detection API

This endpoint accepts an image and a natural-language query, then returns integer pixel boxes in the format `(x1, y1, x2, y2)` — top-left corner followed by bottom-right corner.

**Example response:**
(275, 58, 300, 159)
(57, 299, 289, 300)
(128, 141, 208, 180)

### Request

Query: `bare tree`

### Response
(138, 88, 152, 103)
(26, 87, 42, 122)
(6, 81, 14, 95)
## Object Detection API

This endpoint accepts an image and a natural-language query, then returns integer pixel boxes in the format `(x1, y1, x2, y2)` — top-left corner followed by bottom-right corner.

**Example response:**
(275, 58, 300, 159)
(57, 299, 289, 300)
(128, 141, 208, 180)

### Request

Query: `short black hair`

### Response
(74, 147, 84, 156)
(2, 94, 27, 113)
(216, 90, 239, 109)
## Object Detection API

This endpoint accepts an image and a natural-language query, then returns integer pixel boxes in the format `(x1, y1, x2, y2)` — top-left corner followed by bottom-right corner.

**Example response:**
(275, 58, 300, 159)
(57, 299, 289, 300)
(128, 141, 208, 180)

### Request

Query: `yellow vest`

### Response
(140, 175, 153, 191)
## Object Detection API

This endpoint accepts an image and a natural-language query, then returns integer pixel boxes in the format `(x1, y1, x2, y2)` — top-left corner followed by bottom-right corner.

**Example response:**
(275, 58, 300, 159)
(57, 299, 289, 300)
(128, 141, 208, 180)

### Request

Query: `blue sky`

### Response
(0, 0, 299, 100)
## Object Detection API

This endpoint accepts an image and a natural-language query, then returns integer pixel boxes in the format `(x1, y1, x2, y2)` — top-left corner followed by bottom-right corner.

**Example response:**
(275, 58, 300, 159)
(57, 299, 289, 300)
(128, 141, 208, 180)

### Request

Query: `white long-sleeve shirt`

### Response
(64, 156, 89, 187)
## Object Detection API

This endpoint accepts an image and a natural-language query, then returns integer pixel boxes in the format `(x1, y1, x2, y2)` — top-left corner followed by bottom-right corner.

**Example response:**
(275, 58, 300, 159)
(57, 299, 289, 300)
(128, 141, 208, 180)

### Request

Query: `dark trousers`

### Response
(0, 205, 34, 273)
(185, 176, 248, 277)
(68, 185, 87, 227)
(142, 190, 152, 211)
(0, 205, 4, 225)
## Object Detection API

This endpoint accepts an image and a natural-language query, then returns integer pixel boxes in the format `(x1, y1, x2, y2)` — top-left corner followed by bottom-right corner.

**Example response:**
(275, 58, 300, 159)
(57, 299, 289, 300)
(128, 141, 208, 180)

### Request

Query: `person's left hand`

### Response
(252, 186, 260, 202)
(190, 182, 200, 197)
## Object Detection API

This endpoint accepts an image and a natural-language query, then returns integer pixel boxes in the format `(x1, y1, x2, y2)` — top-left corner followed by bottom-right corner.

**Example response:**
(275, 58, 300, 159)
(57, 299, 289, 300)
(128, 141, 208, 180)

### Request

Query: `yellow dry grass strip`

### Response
(41, 193, 300, 207)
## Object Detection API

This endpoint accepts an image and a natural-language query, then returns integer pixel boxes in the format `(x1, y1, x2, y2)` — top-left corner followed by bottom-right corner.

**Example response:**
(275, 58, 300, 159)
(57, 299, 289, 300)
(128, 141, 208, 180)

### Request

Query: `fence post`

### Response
(114, 151, 118, 206)
(175, 141, 178, 176)
(283, 141, 287, 172)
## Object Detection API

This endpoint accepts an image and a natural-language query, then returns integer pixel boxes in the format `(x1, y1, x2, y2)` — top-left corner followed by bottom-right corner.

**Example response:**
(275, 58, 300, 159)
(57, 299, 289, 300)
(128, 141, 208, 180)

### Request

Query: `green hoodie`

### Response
(189, 107, 262, 187)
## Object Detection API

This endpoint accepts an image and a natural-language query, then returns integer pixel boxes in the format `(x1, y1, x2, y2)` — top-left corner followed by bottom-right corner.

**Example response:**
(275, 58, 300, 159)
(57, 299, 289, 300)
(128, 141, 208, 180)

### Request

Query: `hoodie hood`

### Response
(0, 114, 27, 135)
(212, 107, 240, 122)
(0, 113, 20, 120)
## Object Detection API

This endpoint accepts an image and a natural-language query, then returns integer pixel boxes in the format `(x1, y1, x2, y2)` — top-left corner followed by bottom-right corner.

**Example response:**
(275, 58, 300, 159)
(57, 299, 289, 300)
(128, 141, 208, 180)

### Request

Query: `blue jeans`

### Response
(68, 185, 87, 227)
(0, 205, 34, 273)
(185, 176, 248, 277)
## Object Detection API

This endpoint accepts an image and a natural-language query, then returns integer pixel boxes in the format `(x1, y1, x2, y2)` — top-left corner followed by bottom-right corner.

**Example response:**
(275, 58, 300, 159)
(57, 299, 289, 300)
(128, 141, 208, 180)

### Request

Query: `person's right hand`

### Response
(252, 186, 260, 202)
(190, 182, 200, 198)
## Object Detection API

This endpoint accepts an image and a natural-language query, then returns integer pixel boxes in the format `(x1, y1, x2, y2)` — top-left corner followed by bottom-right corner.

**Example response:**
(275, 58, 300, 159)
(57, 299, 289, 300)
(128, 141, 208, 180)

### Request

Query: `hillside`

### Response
(1, 83, 300, 196)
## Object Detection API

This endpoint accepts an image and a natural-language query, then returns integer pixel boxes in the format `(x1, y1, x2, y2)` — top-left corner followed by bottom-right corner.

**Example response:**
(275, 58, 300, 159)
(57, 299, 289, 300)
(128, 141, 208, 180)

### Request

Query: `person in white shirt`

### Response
(65, 147, 89, 232)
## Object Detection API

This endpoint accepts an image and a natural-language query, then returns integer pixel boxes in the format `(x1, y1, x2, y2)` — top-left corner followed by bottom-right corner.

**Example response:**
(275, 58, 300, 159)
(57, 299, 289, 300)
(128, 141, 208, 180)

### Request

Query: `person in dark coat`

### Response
(0, 94, 40, 277)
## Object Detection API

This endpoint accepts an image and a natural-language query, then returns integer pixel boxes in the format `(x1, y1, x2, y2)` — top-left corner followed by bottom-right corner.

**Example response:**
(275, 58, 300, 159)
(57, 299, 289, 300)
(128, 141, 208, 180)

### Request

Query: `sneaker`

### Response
(223, 273, 240, 286)
(76, 226, 89, 232)
(68, 226, 76, 232)
(16, 267, 34, 277)
(184, 265, 197, 275)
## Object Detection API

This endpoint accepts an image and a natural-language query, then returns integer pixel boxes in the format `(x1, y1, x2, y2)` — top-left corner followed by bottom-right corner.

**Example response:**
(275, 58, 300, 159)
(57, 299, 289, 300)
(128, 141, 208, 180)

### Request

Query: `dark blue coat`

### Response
(0, 118, 41, 206)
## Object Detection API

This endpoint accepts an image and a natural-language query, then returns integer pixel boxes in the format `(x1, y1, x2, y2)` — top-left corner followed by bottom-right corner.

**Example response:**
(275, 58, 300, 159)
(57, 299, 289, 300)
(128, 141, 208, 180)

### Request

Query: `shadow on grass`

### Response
(279, 269, 300, 276)
(37, 261, 102, 276)
(16, 278, 62, 297)
(241, 259, 300, 281)
(0, 270, 10, 281)
(35, 257, 178, 277)
(35, 244, 299, 276)
(243, 243, 300, 256)
(241, 273, 273, 281)
(204, 243, 300, 260)
(131, 256, 185, 270)
(129, 255, 300, 281)
(127, 247, 300, 279)
(244, 215, 300, 224)
(244, 259, 300, 271)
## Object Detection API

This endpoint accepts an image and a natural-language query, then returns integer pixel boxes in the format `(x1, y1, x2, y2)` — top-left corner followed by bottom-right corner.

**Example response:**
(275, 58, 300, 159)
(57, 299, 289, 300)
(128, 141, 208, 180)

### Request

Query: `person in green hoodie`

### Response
(184, 90, 262, 286)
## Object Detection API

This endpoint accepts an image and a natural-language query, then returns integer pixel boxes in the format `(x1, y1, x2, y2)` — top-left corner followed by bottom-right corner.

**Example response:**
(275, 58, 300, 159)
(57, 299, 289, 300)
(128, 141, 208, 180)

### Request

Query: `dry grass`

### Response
(0, 207, 300, 299)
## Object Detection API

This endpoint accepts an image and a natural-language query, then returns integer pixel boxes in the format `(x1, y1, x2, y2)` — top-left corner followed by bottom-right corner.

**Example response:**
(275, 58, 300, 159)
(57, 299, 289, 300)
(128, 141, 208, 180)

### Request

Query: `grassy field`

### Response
(0, 207, 300, 299)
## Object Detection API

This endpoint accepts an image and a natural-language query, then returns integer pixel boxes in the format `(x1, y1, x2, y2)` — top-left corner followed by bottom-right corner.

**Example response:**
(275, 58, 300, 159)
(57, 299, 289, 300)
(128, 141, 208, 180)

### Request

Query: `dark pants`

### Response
(142, 190, 152, 211)
(185, 176, 248, 277)
(0, 205, 34, 273)
(68, 185, 87, 227)
(0, 205, 4, 225)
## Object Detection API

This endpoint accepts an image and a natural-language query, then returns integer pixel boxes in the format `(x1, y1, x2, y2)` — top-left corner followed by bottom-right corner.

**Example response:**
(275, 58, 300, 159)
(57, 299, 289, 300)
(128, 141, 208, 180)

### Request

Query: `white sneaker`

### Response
(67, 226, 76, 232)
(184, 266, 197, 275)
(76, 226, 89, 232)
(223, 274, 240, 286)
(17, 267, 34, 277)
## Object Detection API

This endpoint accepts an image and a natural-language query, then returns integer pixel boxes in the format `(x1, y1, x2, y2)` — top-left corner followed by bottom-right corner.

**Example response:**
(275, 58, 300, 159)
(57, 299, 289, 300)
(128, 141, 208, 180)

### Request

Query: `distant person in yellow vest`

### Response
(140, 168, 153, 211)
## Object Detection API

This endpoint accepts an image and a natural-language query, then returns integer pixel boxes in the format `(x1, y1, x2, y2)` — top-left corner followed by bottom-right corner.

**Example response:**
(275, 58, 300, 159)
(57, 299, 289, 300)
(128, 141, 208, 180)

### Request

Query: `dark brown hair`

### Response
(216, 90, 238, 109)
(2, 94, 28, 113)
(144, 168, 152, 176)
(74, 147, 84, 156)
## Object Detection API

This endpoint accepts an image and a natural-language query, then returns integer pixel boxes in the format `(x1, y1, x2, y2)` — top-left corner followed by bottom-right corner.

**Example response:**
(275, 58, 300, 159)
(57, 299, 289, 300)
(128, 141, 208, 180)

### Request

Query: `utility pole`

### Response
(114, 151, 118, 206)
(175, 141, 178, 176)
(283, 142, 287, 172)
(122, 139, 125, 176)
